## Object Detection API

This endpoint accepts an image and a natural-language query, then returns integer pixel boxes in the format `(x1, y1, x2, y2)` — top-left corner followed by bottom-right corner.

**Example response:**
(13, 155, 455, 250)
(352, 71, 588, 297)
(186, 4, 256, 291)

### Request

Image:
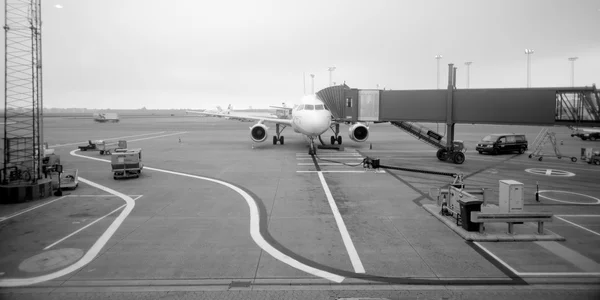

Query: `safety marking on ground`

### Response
(297, 170, 385, 174)
(317, 171, 365, 273)
(44, 195, 144, 250)
(296, 157, 363, 160)
(555, 215, 600, 237)
(0, 196, 68, 223)
(537, 190, 600, 205)
(0, 177, 135, 287)
(473, 242, 600, 277)
(69, 149, 345, 283)
(525, 168, 575, 177)
(48, 132, 166, 148)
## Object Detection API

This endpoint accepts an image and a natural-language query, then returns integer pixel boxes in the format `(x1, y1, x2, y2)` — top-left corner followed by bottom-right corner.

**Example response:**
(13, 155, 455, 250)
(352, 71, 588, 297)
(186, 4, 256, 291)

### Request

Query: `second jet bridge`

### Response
(317, 65, 599, 164)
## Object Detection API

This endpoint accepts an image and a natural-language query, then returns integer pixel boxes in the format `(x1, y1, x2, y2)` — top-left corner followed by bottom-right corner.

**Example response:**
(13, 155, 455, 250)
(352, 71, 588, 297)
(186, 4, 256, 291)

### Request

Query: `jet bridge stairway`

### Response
(390, 121, 466, 164)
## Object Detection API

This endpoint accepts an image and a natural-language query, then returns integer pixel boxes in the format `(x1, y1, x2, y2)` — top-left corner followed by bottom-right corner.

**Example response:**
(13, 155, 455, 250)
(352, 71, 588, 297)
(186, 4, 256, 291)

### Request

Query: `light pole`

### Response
(327, 67, 336, 87)
(435, 55, 443, 89)
(464, 62, 472, 88)
(310, 74, 315, 94)
(568, 57, 578, 87)
(525, 49, 534, 87)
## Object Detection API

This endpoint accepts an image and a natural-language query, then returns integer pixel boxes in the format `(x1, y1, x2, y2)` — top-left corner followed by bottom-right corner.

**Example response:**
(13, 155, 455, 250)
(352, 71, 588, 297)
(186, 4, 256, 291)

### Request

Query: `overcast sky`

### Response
(2, 0, 599, 109)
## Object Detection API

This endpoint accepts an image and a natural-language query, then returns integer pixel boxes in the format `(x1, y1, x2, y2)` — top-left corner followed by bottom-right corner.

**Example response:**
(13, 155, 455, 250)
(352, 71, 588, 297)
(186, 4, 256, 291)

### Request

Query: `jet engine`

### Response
(250, 124, 269, 143)
(349, 123, 369, 142)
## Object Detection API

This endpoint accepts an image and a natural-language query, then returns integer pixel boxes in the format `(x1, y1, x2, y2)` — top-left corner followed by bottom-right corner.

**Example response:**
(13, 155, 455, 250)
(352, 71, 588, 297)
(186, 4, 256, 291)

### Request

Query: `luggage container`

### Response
(111, 148, 143, 179)
(60, 169, 79, 189)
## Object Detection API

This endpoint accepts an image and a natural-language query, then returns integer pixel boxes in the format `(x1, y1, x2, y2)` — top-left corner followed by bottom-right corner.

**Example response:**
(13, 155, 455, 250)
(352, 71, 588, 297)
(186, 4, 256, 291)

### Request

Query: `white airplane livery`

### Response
(187, 94, 370, 154)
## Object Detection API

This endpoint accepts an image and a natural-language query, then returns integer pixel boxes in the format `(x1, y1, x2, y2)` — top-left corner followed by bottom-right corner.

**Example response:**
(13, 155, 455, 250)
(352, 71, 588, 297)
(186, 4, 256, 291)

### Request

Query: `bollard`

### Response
(370, 143, 372, 150)
(535, 181, 539, 202)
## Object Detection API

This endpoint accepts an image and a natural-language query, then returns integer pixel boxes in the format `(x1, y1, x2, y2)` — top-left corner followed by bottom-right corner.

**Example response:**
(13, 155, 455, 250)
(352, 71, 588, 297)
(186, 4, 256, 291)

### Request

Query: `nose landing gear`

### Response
(309, 137, 317, 155)
(329, 123, 342, 145)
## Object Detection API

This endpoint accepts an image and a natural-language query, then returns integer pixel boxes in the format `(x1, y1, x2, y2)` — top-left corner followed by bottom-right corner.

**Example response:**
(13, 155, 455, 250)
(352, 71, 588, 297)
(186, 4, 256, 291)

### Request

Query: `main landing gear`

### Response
(329, 123, 342, 145)
(273, 124, 286, 145)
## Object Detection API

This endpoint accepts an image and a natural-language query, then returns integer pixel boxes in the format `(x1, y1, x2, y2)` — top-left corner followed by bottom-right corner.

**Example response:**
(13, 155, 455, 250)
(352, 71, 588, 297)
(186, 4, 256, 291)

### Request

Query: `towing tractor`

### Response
(111, 148, 143, 179)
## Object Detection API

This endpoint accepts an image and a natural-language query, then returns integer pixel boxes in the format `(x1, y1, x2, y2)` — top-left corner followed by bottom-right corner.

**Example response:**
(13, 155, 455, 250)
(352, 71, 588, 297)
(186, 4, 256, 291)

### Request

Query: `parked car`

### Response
(476, 133, 528, 155)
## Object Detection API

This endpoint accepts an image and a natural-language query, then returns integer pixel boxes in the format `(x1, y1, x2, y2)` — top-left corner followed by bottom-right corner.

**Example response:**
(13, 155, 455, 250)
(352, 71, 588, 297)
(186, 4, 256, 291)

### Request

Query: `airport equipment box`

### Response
(499, 180, 523, 213)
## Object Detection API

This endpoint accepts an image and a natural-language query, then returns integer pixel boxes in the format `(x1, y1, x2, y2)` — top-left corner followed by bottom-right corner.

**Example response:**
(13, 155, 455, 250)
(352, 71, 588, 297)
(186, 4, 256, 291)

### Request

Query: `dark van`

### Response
(476, 133, 528, 155)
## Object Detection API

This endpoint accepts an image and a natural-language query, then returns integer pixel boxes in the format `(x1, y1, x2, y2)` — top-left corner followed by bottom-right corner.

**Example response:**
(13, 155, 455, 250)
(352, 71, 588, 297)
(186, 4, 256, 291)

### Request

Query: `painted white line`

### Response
(0, 177, 135, 287)
(298, 163, 346, 166)
(0, 196, 68, 223)
(360, 150, 437, 153)
(296, 157, 363, 160)
(118, 132, 188, 143)
(555, 216, 600, 237)
(537, 190, 600, 205)
(317, 171, 365, 274)
(68, 149, 344, 283)
(297, 170, 385, 173)
(474, 241, 600, 277)
(556, 215, 600, 217)
(44, 196, 144, 250)
(48, 132, 165, 148)
(545, 169, 552, 175)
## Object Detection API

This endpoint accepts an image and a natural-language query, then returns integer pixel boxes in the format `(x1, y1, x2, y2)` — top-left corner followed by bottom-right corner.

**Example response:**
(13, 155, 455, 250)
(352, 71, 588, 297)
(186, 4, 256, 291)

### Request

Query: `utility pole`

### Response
(327, 67, 336, 87)
(568, 57, 578, 87)
(464, 62, 472, 88)
(525, 49, 534, 87)
(435, 55, 443, 89)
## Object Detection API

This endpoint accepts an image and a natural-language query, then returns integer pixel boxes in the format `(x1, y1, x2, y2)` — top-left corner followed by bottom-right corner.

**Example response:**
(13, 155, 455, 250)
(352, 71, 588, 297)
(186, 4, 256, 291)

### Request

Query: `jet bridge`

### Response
(317, 64, 599, 164)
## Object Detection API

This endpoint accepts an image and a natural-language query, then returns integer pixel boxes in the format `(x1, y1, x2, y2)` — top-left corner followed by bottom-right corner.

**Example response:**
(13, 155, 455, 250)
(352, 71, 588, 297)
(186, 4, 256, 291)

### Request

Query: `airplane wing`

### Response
(187, 110, 293, 126)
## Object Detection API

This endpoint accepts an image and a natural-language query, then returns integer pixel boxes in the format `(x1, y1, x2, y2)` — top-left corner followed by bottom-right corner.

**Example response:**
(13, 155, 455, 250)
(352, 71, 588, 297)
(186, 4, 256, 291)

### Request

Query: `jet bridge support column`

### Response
(436, 64, 465, 164)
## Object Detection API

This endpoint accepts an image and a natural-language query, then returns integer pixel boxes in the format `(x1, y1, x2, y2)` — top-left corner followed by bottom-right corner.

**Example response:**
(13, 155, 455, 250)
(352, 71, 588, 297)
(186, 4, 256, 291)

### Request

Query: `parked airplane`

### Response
(190, 104, 233, 116)
(187, 95, 369, 154)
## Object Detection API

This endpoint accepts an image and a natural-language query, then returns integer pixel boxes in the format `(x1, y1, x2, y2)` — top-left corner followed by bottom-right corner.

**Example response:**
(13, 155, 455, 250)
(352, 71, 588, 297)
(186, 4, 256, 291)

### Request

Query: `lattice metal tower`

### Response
(2, 0, 44, 184)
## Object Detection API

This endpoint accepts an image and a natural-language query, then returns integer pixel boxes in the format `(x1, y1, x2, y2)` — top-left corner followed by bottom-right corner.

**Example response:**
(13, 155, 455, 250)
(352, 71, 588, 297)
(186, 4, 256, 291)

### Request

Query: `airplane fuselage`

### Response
(289, 95, 331, 137)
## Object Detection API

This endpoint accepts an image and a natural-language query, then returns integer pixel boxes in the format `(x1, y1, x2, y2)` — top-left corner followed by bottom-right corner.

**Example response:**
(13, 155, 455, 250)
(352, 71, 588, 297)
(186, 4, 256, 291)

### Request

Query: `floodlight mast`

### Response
(435, 55, 443, 89)
(525, 49, 534, 87)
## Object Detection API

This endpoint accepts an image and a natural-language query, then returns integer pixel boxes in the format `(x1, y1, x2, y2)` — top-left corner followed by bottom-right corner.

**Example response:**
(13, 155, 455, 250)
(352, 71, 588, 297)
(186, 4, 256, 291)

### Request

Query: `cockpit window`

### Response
(304, 104, 314, 110)
(314, 104, 324, 110)
(296, 105, 303, 111)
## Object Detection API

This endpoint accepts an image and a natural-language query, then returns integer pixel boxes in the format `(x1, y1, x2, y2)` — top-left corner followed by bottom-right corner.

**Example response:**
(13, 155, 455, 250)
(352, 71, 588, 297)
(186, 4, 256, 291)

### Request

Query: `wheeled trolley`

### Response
(111, 148, 143, 179)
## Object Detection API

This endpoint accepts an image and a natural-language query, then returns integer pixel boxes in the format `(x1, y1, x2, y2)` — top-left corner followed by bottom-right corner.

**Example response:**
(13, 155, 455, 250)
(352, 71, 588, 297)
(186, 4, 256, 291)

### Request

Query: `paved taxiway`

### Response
(0, 115, 599, 299)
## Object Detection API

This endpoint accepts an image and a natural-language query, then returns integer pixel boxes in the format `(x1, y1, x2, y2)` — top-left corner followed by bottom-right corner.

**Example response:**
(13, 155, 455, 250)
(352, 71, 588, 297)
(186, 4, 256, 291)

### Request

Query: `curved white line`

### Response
(538, 190, 600, 205)
(0, 177, 134, 287)
(69, 149, 345, 283)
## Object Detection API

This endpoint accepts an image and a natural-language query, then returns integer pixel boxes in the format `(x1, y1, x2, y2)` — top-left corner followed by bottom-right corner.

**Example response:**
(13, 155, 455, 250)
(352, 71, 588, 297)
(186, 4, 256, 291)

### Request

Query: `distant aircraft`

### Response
(189, 104, 232, 117)
(269, 102, 293, 119)
(187, 95, 369, 154)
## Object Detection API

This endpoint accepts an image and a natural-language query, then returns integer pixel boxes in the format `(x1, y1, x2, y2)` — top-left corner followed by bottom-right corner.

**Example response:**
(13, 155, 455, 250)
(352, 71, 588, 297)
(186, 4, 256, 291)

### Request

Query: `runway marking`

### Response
(296, 157, 363, 160)
(297, 170, 385, 173)
(317, 171, 365, 274)
(113, 132, 188, 144)
(534, 241, 600, 272)
(537, 190, 600, 205)
(555, 216, 600, 237)
(48, 132, 165, 148)
(473, 242, 600, 277)
(0, 196, 68, 223)
(68, 149, 345, 283)
(44, 196, 144, 250)
(525, 168, 575, 177)
(0, 177, 135, 287)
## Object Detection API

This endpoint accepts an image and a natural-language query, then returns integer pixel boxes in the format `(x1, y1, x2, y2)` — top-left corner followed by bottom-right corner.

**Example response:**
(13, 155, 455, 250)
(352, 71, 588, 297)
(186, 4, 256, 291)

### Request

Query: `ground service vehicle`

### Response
(572, 131, 600, 141)
(581, 148, 600, 165)
(111, 148, 143, 179)
(476, 133, 528, 155)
